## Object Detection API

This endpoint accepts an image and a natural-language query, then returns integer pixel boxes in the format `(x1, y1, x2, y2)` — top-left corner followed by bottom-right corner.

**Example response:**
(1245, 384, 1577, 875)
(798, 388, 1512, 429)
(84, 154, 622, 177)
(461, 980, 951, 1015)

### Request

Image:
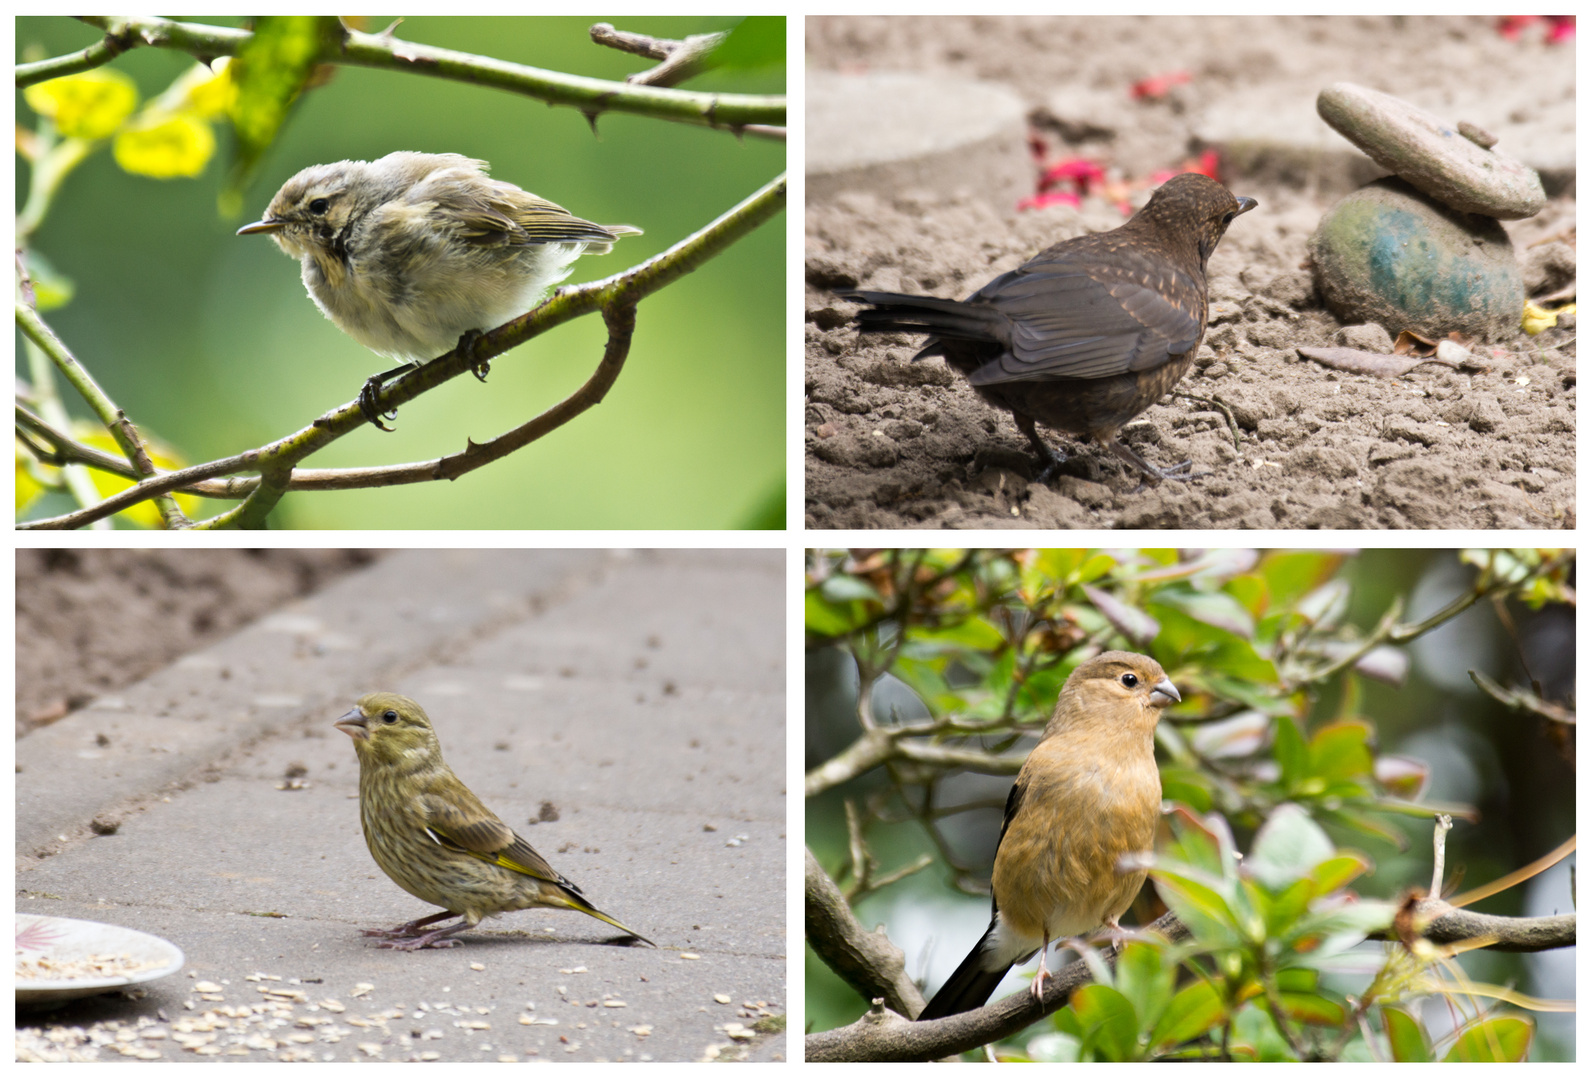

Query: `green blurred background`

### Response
(806, 549, 1575, 1059)
(17, 16, 786, 529)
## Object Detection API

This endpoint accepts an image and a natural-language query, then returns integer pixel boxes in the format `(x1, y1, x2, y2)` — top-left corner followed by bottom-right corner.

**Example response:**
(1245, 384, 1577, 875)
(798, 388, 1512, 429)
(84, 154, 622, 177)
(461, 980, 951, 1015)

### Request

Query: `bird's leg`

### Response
(1013, 413, 1072, 483)
(357, 361, 418, 431)
(455, 329, 490, 383)
(362, 909, 466, 949)
(1027, 937, 1054, 1004)
(366, 911, 471, 955)
(1107, 438, 1209, 490)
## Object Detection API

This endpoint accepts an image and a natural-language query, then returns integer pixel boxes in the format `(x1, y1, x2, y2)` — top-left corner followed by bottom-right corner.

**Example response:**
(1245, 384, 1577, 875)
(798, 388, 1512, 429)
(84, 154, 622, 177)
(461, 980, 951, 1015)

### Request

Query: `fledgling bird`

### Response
(838, 172, 1255, 484)
(334, 692, 653, 951)
(916, 651, 1178, 1021)
(239, 152, 640, 428)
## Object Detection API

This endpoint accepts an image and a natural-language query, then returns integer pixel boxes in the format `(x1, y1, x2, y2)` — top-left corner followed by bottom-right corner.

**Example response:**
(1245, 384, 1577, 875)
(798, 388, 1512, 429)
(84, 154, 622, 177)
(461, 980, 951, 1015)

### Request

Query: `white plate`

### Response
(15, 914, 184, 1010)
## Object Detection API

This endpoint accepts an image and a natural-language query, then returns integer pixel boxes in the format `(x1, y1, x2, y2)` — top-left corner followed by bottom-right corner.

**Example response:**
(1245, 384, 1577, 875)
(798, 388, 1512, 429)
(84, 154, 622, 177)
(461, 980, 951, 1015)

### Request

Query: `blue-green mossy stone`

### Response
(1309, 177, 1522, 342)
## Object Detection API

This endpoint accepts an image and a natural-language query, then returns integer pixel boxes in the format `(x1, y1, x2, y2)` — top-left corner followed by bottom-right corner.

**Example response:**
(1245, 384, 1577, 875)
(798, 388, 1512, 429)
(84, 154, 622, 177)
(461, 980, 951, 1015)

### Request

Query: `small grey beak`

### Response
(333, 706, 367, 738)
(1235, 196, 1258, 216)
(1150, 678, 1181, 707)
(237, 218, 285, 236)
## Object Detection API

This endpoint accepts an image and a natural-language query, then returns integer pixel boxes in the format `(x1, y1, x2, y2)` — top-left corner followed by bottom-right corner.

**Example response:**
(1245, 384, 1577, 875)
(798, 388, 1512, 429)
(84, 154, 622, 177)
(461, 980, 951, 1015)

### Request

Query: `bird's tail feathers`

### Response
(837, 290, 1006, 346)
(916, 920, 1013, 1021)
(558, 891, 656, 948)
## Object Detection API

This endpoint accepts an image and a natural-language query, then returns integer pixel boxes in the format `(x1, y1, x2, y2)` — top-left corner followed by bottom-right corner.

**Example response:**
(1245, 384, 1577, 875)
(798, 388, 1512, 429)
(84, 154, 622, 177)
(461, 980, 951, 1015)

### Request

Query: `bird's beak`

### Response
(1150, 679, 1181, 707)
(1235, 197, 1258, 216)
(237, 218, 285, 236)
(334, 707, 369, 740)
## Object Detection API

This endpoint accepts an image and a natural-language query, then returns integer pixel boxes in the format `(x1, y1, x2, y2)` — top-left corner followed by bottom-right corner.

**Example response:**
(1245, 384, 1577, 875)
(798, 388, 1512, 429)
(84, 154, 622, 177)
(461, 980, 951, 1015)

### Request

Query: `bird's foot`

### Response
(1109, 439, 1209, 491)
(357, 361, 419, 431)
(1013, 413, 1073, 484)
(362, 911, 461, 945)
(455, 329, 491, 382)
(373, 931, 463, 951)
(1027, 938, 1054, 1004)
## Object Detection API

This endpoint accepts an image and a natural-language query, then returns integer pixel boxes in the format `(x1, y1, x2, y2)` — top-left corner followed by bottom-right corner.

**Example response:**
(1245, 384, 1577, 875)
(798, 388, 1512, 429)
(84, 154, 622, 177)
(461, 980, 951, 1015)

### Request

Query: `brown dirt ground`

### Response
(15, 550, 380, 735)
(804, 16, 1576, 530)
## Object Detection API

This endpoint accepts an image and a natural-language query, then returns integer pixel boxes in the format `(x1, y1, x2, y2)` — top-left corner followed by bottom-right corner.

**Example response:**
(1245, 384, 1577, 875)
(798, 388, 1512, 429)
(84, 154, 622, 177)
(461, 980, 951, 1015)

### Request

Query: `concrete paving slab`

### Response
(16, 549, 786, 1062)
(807, 70, 1031, 210)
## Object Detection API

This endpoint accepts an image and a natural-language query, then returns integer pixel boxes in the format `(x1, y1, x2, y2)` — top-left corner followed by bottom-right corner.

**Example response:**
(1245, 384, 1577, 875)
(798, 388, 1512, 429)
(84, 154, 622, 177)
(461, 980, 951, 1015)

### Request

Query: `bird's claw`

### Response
(358, 377, 399, 432)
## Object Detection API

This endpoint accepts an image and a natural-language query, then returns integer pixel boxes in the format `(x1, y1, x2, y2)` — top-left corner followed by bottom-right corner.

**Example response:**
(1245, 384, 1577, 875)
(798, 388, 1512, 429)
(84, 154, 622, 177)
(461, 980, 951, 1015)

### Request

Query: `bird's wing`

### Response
(409, 170, 617, 248)
(990, 775, 1028, 919)
(419, 793, 574, 888)
(964, 252, 1204, 385)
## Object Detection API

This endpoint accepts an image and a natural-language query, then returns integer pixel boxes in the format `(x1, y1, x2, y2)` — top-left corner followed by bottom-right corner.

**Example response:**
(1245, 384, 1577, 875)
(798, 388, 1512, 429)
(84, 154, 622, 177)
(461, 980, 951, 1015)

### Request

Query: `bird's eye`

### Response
(309, 197, 330, 215)
(1120, 672, 1139, 689)
(382, 710, 398, 724)
(1222, 212, 1235, 224)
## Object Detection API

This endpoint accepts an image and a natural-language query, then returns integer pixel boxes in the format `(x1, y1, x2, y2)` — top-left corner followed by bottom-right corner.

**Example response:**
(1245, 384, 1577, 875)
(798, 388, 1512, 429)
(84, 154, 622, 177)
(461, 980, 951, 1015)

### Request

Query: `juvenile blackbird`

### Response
(838, 173, 1256, 483)
(917, 652, 1178, 1021)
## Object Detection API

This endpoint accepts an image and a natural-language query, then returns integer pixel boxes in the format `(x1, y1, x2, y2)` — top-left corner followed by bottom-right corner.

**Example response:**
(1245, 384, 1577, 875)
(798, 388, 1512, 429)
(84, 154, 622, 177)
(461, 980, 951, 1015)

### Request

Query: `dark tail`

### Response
(836, 290, 1006, 345)
(916, 927, 1011, 1021)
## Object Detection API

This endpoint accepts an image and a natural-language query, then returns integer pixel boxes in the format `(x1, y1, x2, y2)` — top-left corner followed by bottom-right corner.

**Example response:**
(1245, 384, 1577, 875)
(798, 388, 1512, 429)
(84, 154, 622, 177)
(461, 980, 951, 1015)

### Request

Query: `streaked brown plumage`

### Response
(917, 652, 1177, 1020)
(334, 692, 652, 951)
(839, 172, 1256, 483)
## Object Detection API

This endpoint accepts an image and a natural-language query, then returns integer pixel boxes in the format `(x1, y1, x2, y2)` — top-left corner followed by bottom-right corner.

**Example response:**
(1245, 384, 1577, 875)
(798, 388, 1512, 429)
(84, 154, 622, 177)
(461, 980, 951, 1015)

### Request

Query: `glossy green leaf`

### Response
(1248, 803, 1334, 890)
(1257, 551, 1344, 610)
(1150, 979, 1226, 1049)
(1308, 720, 1375, 781)
(1272, 716, 1309, 791)
(1278, 990, 1345, 1026)
(1443, 1015, 1533, 1062)
(1156, 587, 1256, 638)
(1382, 1006, 1430, 1062)
(1114, 940, 1172, 1034)
(1069, 984, 1140, 1062)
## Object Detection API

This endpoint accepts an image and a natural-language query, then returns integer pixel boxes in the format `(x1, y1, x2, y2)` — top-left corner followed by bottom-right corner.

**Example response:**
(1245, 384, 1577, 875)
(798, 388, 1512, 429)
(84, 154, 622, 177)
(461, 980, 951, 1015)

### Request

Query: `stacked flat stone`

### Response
(1308, 82, 1540, 341)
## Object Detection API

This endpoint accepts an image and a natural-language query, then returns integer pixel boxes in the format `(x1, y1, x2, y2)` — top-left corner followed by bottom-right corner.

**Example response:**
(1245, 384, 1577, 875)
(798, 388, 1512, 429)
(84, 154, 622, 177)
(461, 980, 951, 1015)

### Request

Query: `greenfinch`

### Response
(918, 651, 1177, 1018)
(334, 692, 653, 951)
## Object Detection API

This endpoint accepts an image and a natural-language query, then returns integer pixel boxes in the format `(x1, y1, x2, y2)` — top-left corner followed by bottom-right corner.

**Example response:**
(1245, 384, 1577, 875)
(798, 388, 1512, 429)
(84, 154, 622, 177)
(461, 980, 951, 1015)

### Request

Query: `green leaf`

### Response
(1114, 940, 1172, 1036)
(1156, 587, 1256, 638)
(1159, 765, 1214, 813)
(1261, 877, 1314, 936)
(1307, 720, 1375, 782)
(1149, 866, 1239, 942)
(225, 15, 343, 215)
(1278, 990, 1345, 1026)
(1226, 572, 1270, 618)
(706, 15, 785, 71)
(1248, 803, 1334, 890)
(1076, 552, 1118, 585)
(1382, 1006, 1430, 1062)
(1257, 551, 1344, 610)
(803, 590, 856, 638)
(1069, 984, 1140, 1062)
(1305, 853, 1371, 898)
(819, 574, 881, 604)
(1272, 716, 1309, 791)
(1443, 1015, 1533, 1062)
(1150, 979, 1226, 1049)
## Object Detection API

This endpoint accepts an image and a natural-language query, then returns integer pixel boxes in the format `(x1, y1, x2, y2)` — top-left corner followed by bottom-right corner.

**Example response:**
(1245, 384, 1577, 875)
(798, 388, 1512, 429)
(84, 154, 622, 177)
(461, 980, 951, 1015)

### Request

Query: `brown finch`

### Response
(334, 692, 652, 951)
(917, 651, 1177, 1019)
